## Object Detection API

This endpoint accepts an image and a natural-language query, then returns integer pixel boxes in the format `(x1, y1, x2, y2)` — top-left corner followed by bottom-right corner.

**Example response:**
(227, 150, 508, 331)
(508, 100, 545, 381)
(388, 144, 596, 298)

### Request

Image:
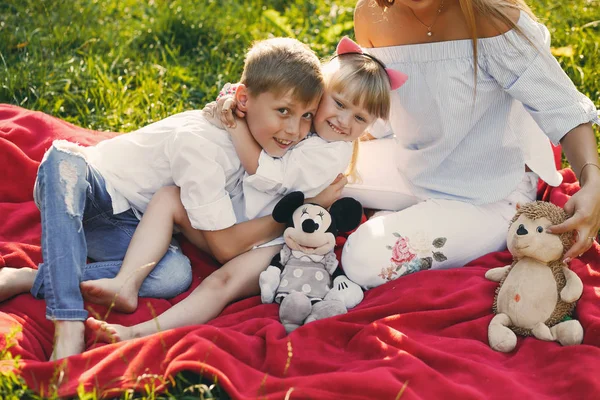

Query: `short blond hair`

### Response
(241, 37, 324, 104)
(322, 54, 391, 120)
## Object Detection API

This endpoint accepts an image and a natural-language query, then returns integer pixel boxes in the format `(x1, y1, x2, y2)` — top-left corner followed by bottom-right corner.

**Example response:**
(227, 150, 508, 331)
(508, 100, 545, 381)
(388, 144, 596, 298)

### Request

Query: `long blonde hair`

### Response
(373, 0, 537, 80)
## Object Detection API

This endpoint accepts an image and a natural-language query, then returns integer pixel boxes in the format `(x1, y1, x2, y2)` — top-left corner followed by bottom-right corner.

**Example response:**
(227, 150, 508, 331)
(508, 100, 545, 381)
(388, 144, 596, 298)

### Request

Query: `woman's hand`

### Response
(547, 175, 600, 262)
(307, 174, 348, 209)
(550, 123, 600, 262)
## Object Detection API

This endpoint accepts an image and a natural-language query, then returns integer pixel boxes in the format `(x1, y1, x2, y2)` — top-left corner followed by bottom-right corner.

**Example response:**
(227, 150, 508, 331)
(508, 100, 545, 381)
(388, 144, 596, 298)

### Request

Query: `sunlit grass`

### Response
(0, 0, 598, 398)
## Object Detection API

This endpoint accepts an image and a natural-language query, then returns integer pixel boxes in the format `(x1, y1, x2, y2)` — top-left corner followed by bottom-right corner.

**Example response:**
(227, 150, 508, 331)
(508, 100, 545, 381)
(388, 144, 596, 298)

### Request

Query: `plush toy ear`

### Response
(329, 197, 363, 233)
(272, 191, 305, 223)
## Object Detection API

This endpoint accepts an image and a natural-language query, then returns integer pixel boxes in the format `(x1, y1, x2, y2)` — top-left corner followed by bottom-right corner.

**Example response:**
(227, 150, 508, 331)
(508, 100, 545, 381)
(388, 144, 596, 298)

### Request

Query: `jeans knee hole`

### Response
(58, 160, 80, 217)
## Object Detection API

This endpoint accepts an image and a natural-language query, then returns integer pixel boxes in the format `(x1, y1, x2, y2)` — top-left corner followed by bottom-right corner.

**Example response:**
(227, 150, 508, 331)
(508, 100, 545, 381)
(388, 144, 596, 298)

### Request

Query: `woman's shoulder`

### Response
(354, 0, 384, 47)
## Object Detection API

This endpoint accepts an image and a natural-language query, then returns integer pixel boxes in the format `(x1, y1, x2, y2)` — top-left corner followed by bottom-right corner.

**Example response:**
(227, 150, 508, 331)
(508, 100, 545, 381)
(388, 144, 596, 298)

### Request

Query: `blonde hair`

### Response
(241, 37, 324, 104)
(322, 54, 391, 120)
(322, 53, 393, 183)
(346, 140, 362, 183)
(374, 0, 537, 80)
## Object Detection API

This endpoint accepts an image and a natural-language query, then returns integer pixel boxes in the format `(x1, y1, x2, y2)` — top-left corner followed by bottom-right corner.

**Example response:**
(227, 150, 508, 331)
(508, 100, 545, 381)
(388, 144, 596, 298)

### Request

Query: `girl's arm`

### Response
(202, 100, 261, 174)
(547, 122, 600, 260)
(228, 118, 261, 175)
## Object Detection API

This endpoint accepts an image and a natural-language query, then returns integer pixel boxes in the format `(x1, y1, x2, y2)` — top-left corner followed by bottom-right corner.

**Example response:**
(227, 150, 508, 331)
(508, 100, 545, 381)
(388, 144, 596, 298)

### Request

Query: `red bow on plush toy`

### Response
(336, 36, 408, 90)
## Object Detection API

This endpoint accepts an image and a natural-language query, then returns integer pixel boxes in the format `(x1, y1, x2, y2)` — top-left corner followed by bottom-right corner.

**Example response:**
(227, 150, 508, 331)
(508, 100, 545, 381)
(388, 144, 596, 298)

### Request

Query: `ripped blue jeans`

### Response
(30, 143, 193, 321)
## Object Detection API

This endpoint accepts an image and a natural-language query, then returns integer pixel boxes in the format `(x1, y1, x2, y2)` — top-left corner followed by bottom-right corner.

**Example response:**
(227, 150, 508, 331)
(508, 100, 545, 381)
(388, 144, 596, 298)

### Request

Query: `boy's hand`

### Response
(307, 174, 348, 209)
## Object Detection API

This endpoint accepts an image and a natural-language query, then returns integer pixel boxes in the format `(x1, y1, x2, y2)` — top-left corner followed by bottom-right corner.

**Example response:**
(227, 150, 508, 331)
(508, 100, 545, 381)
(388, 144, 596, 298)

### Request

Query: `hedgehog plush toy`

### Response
(260, 191, 364, 333)
(485, 201, 584, 352)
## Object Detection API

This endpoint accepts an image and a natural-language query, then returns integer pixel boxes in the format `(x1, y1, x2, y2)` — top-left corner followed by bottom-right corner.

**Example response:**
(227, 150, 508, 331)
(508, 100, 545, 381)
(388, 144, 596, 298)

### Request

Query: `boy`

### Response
(0, 37, 323, 360)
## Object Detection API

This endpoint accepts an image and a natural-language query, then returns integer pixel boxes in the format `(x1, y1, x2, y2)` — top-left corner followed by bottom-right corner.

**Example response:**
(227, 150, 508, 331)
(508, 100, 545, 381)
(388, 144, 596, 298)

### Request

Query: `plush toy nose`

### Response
(516, 224, 528, 236)
(302, 219, 319, 233)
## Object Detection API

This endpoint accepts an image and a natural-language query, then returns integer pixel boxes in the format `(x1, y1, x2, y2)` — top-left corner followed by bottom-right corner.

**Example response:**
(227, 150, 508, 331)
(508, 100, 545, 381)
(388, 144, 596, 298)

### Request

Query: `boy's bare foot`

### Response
(86, 317, 134, 343)
(51, 320, 85, 361)
(80, 278, 138, 313)
(0, 267, 36, 302)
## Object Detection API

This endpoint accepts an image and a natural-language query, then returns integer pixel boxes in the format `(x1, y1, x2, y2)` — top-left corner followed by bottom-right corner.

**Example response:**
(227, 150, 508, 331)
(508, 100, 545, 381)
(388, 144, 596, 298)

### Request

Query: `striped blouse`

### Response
(367, 11, 599, 205)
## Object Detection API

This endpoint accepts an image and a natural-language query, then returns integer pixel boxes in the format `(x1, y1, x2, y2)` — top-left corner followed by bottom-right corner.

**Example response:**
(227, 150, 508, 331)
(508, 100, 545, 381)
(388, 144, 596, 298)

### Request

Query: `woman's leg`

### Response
(87, 245, 282, 342)
(342, 173, 538, 289)
(80, 186, 196, 312)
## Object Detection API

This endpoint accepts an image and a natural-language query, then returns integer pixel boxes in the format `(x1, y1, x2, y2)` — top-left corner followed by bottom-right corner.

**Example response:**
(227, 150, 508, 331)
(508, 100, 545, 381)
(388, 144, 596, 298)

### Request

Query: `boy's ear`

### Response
(235, 84, 249, 112)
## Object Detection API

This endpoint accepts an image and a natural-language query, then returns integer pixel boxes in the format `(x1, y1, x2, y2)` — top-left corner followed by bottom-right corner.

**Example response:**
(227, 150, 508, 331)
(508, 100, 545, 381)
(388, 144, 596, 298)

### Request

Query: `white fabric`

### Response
(244, 134, 352, 219)
(251, 135, 352, 249)
(342, 172, 539, 289)
(365, 11, 598, 205)
(82, 110, 245, 231)
(342, 138, 420, 211)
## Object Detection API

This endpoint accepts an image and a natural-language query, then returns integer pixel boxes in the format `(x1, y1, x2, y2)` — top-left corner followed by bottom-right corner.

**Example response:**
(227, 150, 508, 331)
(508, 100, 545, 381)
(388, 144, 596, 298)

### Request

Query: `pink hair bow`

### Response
(336, 36, 408, 90)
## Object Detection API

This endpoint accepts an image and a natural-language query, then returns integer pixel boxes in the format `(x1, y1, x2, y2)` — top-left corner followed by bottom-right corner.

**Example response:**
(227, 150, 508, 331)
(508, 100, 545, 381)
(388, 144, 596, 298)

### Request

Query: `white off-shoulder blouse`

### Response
(367, 11, 599, 204)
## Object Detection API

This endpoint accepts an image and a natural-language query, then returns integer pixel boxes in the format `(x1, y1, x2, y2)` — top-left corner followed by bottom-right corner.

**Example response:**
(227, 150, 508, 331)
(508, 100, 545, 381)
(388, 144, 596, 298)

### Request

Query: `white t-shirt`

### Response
(82, 110, 245, 231)
(363, 11, 598, 205)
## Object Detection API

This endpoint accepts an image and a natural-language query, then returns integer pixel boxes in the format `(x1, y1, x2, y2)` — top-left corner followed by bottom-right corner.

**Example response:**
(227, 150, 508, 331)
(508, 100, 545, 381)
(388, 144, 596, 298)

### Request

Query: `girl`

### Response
(84, 37, 407, 343)
(340, 0, 600, 289)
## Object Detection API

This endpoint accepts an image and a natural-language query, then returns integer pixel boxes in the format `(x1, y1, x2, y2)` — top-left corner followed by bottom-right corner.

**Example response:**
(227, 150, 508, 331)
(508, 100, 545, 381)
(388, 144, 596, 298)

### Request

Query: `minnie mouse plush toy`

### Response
(260, 191, 364, 333)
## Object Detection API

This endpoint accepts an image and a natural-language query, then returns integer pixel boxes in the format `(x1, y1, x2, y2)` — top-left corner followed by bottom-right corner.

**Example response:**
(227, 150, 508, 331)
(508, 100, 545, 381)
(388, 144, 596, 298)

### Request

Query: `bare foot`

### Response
(0, 267, 36, 302)
(51, 320, 85, 361)
(80, 278, 138, 313)
(86, 317, 134, 343)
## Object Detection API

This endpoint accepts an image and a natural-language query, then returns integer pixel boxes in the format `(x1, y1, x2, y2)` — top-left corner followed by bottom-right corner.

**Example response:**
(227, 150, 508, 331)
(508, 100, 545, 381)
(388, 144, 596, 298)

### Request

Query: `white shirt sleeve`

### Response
(243, 137, 353, 219)
(245, 137, 353, 198)
(368, 118, 393, 139)
(484, 21, 599, 145)
(165, 130, 237, 231)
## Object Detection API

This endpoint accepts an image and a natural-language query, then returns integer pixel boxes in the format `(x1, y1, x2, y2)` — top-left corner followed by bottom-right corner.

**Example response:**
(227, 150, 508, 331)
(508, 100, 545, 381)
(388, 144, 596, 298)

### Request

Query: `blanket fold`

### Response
(1, 105, 599, 399)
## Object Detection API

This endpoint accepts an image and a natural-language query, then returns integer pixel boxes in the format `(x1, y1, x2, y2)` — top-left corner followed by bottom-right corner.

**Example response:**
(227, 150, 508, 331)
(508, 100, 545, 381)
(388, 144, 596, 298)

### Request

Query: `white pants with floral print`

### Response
(341, 172, 538, 289)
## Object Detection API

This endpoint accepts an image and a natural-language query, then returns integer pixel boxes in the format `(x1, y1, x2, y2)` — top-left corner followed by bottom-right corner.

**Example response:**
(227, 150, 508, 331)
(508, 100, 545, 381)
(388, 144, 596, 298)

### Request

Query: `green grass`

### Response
(0, 0, 599, 398)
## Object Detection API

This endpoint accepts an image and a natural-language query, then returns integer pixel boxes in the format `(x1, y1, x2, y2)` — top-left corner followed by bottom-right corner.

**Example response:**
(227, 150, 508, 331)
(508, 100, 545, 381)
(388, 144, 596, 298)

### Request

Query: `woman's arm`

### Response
(548, 122, 600, 260)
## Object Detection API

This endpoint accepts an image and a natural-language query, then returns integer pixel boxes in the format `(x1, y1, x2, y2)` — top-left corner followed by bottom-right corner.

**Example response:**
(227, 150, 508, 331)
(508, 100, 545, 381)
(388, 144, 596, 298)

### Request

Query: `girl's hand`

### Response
(307, 174, 348, 209)
(201, 98, 246, 132)
(201, 101, 225, 129)
(216, 95, 246, 129)
(547, 180, 600, 262)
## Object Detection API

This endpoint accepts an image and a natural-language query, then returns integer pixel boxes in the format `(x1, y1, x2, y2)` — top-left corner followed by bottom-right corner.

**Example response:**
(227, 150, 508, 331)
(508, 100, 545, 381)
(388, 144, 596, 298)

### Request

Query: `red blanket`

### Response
(1, 104, 599, 399)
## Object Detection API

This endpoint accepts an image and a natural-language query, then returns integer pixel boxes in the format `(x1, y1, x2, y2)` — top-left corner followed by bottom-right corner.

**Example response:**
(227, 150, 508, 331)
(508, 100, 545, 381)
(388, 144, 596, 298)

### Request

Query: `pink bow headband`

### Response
(335, 36, 408, 90)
